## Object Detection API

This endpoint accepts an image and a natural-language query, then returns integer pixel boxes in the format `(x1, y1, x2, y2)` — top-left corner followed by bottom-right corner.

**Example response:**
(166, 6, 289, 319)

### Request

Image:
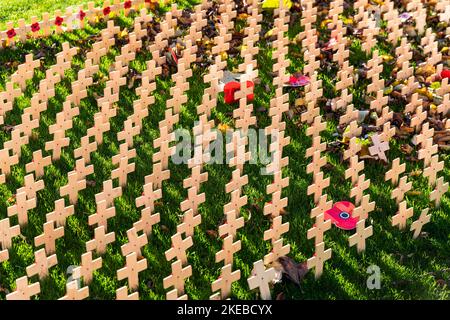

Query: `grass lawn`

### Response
(0, 0, 449, 300)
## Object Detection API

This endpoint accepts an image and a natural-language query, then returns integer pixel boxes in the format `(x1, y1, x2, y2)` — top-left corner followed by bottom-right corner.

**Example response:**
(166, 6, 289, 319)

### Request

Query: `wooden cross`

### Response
(34, 221, 64, 254)
(176, 209, 201, 238)
(307, 171, 330, 204)
(264, 238, 290, 265)
(392, 201, 414, 230)
(306, 116, 326, 138)
(62, 100, 79, 120)
(410, 208, 431, 239)
(117, 119, 140, 149)
(307, 242, 332, 279)
(385, 158, 406, 187)
(135, 182, 161, 213)
(353, 194, 375, 220)
(266, 170, 289, 195)
(424, 155, 444, 187)
(75, 158, 94, 181)
(163, 259, 192, 295)
(77, 251, 102, 284)
(86, 226, 115, 255)
(430, 177, 449, 208)
(19, 112, 39, 138)
(350, 174, 370, 205)
(60, 171, 86, 204)
(180, 187, 206, 215)
(263, 191, 288, 219)
(412, 122, 434, 147)
(165, 233, 193, 266)
(116, 286, 139, 300)
(307, 212, 331, 246)
(121, 227, 148, 259)
(6, 276, 40, 300)
(46, 198, 74, 227)
(59, 281, 89, 300)
(45, 130, 70, 161)
(60, 42, 78, 63)
(159, 108, 179, 133)
(345, 156, 364, 186)
(112, 156, 135, 188)
(0, 148, 19, 177)
(145, 162, 170, 190)
(22, 174, 44, 202)
(310, 194, 333, 219)
(7, 188, 36, 226)
(183, 166, 208, 192)
(391, 176, 412, 204)
(94, 180, 121, 212)
(369, 134, 389, 162)
(418, 138, 438, 167)
(88, 200, 115, 232)
(12, 54, 39, 91)
(225, 169, 247, 195)
(212, 264, 241, 299)
(74, 135, 97, 164)
(87, 42, 107, 65)
(410, 106, 427, 132)
(0, 218, 20, 250)
(247, 260, 275, 300)
(219, 210, 245, 239)
(216, 235, 240, 266)
(306, 150, 327, 177)
(87, 114, 110, 145)
(264, 216, 289, 244)
(370, 90, 388, 113)
(306, 136, 326, 158)
(349, 219, 373, 253)
(117, 252, 147, 291)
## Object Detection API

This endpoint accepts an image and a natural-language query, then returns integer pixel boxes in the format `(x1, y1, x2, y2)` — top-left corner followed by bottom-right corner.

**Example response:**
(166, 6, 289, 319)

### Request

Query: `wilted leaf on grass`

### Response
(277, 256, 308, 286)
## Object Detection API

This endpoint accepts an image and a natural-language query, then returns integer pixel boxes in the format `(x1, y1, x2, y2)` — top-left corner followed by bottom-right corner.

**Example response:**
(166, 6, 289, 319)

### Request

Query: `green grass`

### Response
(0, 0, 450, 300)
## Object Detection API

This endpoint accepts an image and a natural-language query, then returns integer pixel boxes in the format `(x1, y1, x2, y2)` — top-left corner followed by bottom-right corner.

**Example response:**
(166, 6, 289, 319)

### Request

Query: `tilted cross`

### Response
(247, 260, 275, 300)
(410, 208, 431, 239)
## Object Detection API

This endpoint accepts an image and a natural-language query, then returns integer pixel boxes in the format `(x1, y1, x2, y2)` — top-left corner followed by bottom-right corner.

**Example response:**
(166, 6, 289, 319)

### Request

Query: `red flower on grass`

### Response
(79, 10, 86, 21)
(103, 6, 111, 16)
(55, 16, 64, 26)
(124, 1, 132, 9)
(7, 28, 16, 39)
(31, 22, 40, 32)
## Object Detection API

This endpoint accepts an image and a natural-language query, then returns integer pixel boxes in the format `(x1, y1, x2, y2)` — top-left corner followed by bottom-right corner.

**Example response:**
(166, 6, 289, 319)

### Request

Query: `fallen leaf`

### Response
(278, 256, 308, 286)
(400, 144, 414, 155)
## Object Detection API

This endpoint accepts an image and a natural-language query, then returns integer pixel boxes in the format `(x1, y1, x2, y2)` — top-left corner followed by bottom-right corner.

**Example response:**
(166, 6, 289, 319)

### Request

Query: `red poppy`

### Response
(103, 6, 111, 16)
(79, 10, 86, 20)
(7, 28, 16, 39)
(441, 69, 450, 79)
(31, 22, 40, 32)
(55, 16, 64, 26)
(124, 1, 132, 9)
